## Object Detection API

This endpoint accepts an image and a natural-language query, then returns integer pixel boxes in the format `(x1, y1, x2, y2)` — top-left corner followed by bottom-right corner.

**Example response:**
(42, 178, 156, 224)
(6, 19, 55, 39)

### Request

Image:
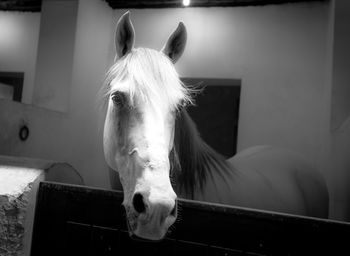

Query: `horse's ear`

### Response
(162, 22, 187, 63)
(115, 11, 135, 59)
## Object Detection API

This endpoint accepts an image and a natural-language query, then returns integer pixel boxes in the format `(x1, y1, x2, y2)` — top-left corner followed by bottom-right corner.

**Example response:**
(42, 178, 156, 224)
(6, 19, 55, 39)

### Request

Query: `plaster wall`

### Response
(0, 11, 40, 104)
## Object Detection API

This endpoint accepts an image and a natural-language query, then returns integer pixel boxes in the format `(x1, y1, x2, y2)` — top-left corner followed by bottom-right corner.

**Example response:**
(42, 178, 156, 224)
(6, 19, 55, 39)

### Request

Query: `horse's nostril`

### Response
(133, 193, 146, 214)
(170, 200, 177, 217)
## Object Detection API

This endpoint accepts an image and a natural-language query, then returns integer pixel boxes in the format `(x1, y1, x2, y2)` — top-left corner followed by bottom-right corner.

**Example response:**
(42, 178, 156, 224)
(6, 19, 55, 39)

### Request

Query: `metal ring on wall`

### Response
(19, 125, 29, 141)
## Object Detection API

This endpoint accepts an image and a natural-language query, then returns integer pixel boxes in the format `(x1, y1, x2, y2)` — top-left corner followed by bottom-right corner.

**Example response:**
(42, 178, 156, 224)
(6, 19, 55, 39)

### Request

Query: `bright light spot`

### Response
(183, 0, 190, 7)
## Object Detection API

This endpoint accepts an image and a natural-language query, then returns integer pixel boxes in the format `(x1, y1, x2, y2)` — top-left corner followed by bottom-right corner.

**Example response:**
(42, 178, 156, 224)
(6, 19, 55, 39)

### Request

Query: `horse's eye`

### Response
(111, 92, 125, 107)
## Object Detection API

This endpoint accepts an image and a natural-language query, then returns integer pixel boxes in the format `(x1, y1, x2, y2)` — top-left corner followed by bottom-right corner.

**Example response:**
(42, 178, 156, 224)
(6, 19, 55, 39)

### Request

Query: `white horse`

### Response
(102, 12, 329, 241)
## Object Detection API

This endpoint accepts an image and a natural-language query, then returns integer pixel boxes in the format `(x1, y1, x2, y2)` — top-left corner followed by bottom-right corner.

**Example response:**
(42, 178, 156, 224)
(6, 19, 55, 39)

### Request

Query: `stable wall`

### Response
(0, 0, 114, 188)
(328, 0, 350, 220)
(0, 11, 40, 104)
(114, 2, 330, 175)
(33, 0, 78, 112)
(331, 117, 350, 220)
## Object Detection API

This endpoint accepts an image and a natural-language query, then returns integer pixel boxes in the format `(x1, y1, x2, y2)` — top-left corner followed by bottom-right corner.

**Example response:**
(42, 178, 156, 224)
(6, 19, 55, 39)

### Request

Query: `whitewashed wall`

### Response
(0, 11, 40, 104)
(0, 0, 114, 188)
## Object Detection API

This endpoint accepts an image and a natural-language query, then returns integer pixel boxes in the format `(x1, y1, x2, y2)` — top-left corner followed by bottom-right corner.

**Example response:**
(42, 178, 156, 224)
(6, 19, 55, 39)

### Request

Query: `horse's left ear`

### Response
(162, 22, 187, 63)
(115, 11, 135, 59)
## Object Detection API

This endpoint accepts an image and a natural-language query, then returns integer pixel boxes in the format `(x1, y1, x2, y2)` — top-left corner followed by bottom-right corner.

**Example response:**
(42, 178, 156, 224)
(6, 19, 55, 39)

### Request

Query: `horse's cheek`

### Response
(104, 116, 122, 171)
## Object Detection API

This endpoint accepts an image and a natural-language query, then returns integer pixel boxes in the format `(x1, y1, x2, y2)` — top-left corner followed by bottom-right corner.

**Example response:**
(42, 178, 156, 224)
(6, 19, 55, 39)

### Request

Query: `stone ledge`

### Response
(0, 155, 84, 256)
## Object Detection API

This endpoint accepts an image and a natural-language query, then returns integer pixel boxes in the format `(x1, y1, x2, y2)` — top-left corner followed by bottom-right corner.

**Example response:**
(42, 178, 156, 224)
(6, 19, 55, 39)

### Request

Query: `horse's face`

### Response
(103, 81, 178, 240)
(103, 12, 187, 240)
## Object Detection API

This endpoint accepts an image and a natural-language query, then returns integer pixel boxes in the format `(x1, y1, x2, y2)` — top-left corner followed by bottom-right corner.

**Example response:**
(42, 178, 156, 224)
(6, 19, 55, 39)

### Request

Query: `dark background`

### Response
(183, 78, 241, 158)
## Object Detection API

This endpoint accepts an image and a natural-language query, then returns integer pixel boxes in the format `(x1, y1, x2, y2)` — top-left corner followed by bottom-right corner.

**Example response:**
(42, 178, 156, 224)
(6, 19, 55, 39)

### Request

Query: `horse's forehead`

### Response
(109, 78, 180, 112)
(110, 79, 130, 93)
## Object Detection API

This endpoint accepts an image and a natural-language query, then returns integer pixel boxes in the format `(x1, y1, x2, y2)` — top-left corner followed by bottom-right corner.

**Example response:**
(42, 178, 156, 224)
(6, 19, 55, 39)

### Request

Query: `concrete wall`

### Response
(67, 0, 114, 187)
(0, 0, 114, 188)
(0, 11, 40, 104)
(331, 0, 350, 131)
(33, 0, 78, 112)
(331, 117, 350, 220)
(328, 0, 350, 220)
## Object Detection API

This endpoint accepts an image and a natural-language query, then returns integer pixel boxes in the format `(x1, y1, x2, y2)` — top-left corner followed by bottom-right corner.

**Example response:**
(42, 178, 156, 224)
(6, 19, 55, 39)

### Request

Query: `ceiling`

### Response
(0, 0, 326, 12)
(105, 0, 326, 9)
(0, 0, 41, 12)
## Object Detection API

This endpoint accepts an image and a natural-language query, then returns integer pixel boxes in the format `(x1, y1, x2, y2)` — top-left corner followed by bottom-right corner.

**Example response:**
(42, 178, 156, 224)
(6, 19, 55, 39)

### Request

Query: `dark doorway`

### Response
(0, 72, 24, 102)
(182, 78, 241, 158)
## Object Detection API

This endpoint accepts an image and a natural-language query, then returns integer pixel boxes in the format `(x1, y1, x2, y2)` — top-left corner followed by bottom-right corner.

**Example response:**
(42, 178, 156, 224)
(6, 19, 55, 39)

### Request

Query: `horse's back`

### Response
(227, 145, 329, 218)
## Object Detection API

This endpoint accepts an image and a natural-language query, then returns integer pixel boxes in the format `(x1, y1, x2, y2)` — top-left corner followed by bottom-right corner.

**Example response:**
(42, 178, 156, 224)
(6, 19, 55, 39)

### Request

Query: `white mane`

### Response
(102, 48, 193, 110)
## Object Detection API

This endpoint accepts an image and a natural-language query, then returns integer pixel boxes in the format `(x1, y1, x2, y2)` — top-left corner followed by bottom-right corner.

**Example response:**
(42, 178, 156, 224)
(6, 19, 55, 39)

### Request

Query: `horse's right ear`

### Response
(115, 11, 135, 59)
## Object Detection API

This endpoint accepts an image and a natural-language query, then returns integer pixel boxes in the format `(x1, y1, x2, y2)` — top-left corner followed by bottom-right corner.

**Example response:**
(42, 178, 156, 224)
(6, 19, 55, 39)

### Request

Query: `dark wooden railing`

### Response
(31, 182, 349, 256)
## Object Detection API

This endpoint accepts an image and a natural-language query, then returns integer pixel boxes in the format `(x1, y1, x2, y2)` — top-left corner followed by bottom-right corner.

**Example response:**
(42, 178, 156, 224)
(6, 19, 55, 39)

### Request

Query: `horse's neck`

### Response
(172, 109, 231, 198)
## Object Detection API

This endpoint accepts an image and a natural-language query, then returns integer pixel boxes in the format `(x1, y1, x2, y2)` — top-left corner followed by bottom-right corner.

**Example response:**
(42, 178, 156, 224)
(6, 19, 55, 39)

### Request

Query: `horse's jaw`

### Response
(132, 213, 176, 241)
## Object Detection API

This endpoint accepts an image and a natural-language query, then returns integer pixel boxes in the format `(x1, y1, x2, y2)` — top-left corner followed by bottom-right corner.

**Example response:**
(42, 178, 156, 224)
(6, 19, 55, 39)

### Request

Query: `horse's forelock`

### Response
(100, 48, 193, 112)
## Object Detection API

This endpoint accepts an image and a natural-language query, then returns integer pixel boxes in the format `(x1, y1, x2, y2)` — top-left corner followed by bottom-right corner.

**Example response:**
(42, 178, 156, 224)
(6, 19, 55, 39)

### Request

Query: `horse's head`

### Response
(102, 12, 189, 240)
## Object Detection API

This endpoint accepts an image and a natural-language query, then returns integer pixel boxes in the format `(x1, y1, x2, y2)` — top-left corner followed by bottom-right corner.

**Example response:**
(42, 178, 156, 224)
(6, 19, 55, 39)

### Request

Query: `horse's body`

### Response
(188, 145, 328, 217)
(103, 12, 329, 240)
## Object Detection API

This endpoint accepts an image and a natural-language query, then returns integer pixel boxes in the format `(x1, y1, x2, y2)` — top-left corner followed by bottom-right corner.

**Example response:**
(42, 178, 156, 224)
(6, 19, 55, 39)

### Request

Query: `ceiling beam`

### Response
(105, 0, 327, 9)
(0, 0, 327, 12)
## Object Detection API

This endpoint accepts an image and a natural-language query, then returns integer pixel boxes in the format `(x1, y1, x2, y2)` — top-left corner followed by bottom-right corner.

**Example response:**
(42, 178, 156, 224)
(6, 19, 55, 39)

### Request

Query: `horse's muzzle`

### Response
(126, 191, 177, 240)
